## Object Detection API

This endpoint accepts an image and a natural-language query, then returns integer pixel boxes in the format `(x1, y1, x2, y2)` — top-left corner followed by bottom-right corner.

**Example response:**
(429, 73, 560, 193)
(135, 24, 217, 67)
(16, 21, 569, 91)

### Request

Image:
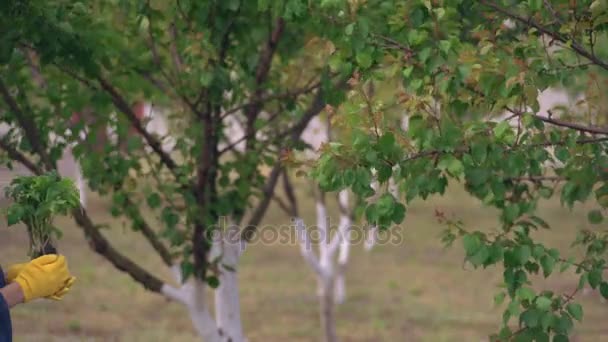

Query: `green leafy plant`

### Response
(5, 171, 80, 258)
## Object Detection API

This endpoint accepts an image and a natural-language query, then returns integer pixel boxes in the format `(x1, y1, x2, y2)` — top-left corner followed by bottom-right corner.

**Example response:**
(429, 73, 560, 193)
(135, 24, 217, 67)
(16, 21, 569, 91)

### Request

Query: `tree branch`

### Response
(282, 169, 298, 217)
(0, 133, 166, 293)
(506, 106, 608, 135)
(96, 77, 181, 174)
(219, 81, 321, 120)
(479, 0, 608, 71)
(0, 137, 43, 175)
(123, 195, 173, 266)
(244, 18, 286, 150)
(72, 208, 165, 292)
(241, 164, 283, 242)
(0, 77, 53, 169)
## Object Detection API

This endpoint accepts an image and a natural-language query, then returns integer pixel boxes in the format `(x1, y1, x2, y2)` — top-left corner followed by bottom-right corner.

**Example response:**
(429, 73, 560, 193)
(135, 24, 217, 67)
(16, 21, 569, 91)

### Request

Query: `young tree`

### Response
(0, 1, 352, 340)
(311, 1, 608, 341)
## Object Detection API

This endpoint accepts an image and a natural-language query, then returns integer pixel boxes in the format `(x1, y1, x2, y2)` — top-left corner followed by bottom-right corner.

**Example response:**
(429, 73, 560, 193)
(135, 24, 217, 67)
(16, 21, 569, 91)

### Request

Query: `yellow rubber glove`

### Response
(5, 262, 26, 283)
(6, 260, 75, 301)
(13, 255, 74, 302)
(47, 276, 76, 301)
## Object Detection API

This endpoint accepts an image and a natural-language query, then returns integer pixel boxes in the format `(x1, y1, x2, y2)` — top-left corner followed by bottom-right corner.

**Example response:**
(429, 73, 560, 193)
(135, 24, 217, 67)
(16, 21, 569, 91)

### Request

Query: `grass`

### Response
(2, 184, 608, 342)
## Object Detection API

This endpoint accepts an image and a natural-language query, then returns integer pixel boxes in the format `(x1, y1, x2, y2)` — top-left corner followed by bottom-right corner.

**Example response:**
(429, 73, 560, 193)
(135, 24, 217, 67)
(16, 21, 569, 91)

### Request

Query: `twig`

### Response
(479, 0, 608, 71)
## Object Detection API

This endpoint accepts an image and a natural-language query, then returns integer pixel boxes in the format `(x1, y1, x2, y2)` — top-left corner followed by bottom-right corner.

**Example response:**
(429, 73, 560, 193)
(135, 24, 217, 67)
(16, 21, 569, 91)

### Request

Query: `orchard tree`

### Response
(0, 1, 354, 341)
(311, 0, 608, 341)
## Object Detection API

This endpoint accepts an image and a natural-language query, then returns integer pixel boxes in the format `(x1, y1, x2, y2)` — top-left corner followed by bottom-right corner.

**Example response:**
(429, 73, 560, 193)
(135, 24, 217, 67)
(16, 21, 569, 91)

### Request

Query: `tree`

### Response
(0, 1, 353, 340)
(311, 0, 608, 341)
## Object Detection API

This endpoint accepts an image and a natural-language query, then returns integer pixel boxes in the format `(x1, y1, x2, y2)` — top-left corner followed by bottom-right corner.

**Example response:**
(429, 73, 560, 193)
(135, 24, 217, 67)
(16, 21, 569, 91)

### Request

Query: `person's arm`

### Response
(0, 283, 24, 308)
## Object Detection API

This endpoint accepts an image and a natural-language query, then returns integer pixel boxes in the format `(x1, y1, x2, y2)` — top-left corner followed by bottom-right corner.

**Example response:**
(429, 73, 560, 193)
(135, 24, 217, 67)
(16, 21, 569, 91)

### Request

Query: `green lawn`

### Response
(2, 185, 607, 342)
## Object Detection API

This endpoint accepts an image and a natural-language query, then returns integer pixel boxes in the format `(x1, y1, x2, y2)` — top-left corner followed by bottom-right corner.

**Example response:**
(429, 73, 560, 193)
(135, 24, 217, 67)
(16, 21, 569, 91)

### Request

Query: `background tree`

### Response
(312, 1, 608, 341)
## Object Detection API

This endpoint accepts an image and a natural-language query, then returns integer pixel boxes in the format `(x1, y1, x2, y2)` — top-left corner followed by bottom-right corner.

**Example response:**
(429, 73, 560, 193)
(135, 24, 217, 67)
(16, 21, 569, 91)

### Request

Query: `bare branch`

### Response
(282, 169, 298, 217)
(72, 208, 165, 292)
(506, 106, 608, 135)
(241, 164, 283, 241)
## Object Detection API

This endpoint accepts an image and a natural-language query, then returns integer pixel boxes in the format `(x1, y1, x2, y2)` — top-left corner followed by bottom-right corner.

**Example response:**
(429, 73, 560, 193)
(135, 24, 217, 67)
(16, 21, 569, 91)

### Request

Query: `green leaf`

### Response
(437, 155, 464, 176)
(529, 0, 542, 10)
(147, 193, 162, 209)
(540, 255, 555, 278)
(588, 269, 603, 289)
(587, 209, 604, 224)
(517, 287, 535, 302)
(515, 245, 531, 265)
(600, 282, 608, 299)
(494, 292, 506, 306)
(378, 133, 395, 156)
(462, 233, 482, 256)
(356, 52, 373, 68)
(207, 275, 220, 288)
(553, 335, 569, 342)
(555, 314, 573, 335)
(493, 121, 512, 140)
(521, 308, 540, 328)
(566, 303, 583, 322)
(391, 203, 406, 224)
(6, 205, 23, 226)
(535, 296, 552, 311)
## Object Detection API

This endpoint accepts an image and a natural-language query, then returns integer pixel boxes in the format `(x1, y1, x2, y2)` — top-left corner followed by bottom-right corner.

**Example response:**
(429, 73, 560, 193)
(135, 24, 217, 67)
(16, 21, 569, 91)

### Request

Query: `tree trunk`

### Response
(319, 277, 338, 342)
(188, 280, 226, 342)
(214, 224, 245, 342)
(161, 269, 229, 342)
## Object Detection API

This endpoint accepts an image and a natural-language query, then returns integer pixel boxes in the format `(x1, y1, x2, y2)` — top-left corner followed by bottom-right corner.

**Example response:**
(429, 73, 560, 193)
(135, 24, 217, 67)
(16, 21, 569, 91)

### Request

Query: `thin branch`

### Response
(241, 164, 283, 241)
(505, 175, 564, 183)
(0, 77, 53, 169)
(219, 81, 321, 120)
(271, 194, 293, 217)
(479, 0, 608, 71)
(0, 137, 43, 175)
(96, 77, 181, 174)
(123, 195, 174, 266)
(282, 168, 298, 217)
(506, 106, 608, 135)
(244, 18, 286, 150)
(218, 110, 282, 155)
(169, 22, 183, 74)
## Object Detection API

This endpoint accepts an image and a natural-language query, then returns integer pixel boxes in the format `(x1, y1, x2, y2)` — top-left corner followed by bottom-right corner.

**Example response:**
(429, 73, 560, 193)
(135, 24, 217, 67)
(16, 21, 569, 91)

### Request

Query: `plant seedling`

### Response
(4, 171, 80, 258)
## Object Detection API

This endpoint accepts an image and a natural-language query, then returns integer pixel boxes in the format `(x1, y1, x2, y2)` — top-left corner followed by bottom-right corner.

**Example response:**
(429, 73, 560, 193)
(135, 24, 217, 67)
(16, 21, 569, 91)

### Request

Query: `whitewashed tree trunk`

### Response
(161, 267, 227, 342)
(333, 190, 351, 305)
(160, 219, 246, 342)
(295, 189, 352, 342)
(212, 221, 245, 342)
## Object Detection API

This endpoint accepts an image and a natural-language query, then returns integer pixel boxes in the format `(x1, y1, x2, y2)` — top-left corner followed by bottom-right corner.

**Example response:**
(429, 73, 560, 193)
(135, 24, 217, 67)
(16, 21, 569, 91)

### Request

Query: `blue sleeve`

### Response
(0, 266, 13, 342)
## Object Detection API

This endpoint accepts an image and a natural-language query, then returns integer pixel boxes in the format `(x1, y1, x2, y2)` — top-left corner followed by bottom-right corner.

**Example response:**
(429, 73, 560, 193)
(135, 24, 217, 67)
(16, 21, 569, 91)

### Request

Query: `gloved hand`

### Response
(12, 255, 75, 302)
(5, 262, 26, 283)
(7, 260, 75, 301)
